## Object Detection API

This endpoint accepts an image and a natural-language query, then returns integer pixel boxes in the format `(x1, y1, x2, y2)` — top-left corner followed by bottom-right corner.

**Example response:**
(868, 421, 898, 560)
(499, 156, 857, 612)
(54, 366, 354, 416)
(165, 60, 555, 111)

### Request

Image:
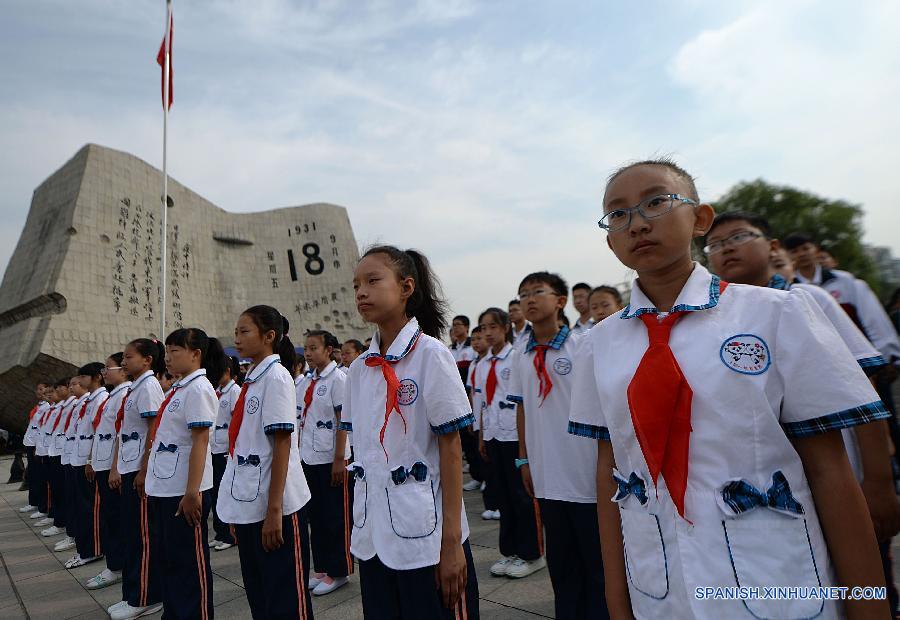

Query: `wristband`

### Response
(514, 458, 529, 469)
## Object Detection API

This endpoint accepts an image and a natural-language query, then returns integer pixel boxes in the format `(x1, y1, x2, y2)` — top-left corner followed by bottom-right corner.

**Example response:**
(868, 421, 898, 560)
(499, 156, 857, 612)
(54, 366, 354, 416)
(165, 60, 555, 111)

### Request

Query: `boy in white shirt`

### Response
(570, 282, 595, 334)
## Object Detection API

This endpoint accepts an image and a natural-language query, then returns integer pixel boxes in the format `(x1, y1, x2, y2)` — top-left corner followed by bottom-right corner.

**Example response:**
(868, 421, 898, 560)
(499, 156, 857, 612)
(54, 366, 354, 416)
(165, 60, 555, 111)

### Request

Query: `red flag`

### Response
(156, 5, 173, 110)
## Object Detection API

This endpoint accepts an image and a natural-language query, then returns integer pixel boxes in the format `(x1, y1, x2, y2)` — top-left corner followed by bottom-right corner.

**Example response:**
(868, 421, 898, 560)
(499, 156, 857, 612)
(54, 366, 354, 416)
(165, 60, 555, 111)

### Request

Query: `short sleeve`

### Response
(567, 334, 610, 440)
(339, 369, 353, 433)
(262, 369, 297, 435)
(506, 354, 524, 404)
(138, 381, 164, 418)
(331, 371, 346, 414)
(424, 342, 474, 435)
(777, 288, 888, 437)
(294, 378, 307, 420)
(185, 383, 216, 429)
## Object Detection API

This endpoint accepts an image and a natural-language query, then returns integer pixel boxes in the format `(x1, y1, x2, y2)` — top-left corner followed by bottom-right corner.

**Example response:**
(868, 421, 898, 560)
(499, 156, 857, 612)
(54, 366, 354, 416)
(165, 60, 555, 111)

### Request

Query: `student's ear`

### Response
(556, 295, 568, 311)
(769, 239, 781, 255)
(692, 203, 716, 238)
(399, 276, 415, 303)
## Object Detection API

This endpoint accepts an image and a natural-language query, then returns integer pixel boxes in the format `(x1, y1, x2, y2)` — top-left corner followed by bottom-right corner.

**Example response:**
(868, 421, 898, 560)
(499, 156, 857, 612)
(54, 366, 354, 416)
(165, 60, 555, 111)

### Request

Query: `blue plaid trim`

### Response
(858, 356, 888, 377)
(187, 421, 213, 428)
(622, 274, 722, 319)
(567, 421, 610, 441)
(263, 422, 295, 435)
(140, 410, 157, 418)
(767, 273, 790, 291)
(431, 413, 475, 435)
(721, 471, 804, 516)
(525, 325, 571, 353)
(338, 421, 352, 432)
(782, 401, 890, 438)
(507, 394, 524, 404)
(474, 388, 482, 394)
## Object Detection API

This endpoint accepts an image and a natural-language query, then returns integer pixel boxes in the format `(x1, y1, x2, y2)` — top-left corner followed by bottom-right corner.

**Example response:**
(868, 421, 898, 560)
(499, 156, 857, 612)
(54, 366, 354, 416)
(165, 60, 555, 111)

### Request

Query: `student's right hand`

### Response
(479, 439, 489, 463)
(520, 464, 535, 499)
(85, 463, 94, 482)
(134, 468, 147, 498)
(108, 469, 121, 492)
(261, 506, 284, 552)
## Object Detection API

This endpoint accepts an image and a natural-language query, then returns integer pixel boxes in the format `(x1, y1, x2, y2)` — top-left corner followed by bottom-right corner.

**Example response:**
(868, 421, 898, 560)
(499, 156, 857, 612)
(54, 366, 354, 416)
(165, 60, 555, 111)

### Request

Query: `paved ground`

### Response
(0, 457, 555, 619)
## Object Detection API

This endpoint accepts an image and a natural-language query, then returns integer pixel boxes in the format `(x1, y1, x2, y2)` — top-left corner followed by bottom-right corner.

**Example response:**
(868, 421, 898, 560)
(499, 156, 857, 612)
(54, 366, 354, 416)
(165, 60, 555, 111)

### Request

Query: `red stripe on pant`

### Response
(291, 513, 309, 620)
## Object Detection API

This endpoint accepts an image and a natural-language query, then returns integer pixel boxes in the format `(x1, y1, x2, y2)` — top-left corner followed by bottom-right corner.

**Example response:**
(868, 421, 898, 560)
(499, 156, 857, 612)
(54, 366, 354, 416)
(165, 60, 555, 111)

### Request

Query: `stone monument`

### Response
(0, 144, 368, 432)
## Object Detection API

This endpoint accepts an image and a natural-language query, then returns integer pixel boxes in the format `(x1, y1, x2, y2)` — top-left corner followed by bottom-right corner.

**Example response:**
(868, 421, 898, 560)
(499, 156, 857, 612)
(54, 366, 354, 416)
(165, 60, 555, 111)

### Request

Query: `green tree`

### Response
(710, 179, 880, 293)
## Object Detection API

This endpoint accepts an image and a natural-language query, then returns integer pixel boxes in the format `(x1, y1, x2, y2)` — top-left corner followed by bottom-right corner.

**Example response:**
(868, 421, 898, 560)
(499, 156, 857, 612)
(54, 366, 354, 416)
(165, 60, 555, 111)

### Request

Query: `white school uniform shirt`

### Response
(72, 388, 108, 467)
(465, 357, 484, 431)
(568, 264, 887, 620)
(62, 394, 88, 465)
(342, 318, 474, 571)
(507, 326, 597, 503)
(25, 401, 49, 447)
(473, 343, 520, 443)
(570, 316, 595, 335)
(36, 402, 58, 456)
(146, 369, 216, 498)
(769, 273, 887, 481)
(48, 396, 74, 458)
(510, 323, 533, 351)
(118, 370, 164, 475)
(211, 380, 240, 455)
(216, 354, 311, 524)
(92, 382, 130, 472)
(297, 361, 350, 466)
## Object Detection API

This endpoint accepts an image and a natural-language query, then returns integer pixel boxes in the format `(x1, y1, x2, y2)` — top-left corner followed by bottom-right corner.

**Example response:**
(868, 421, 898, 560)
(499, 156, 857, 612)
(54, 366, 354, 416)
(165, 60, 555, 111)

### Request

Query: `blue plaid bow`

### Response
(613, 471, 649, 505)
(391, 461, 429, 485)
(79, 434, 94, 441)
(721, 470, 805, 516)
(122, 432, 140, 442)
(237, 454, 261, 467)
(99, 433, 112, 441)
(156, 443, 178, 453)
(215, 423, 228, 430)
(348, 463, 365, 480)
(316, 420, 334, 430)
(498, 401, 516, 410)
(66, 436, 76, 442)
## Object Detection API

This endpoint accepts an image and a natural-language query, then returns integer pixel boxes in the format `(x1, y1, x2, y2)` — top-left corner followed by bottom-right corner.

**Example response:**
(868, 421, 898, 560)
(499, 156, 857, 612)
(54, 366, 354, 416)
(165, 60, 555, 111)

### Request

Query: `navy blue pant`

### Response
(74, 466, 102, 559)
(120, 471, 161, 608)
(358, 540, 480, 620)
(64, 464, 78, 537)
(26, 448, 41, 509)
(151, 492, 214, 620)
(210, 453, 234, 545)
(95, 470, 124, 572)
(486, 440, 542, 561)
(37, 455, 51, 514)
(539, 498, 609, 620)
(233, 509, 314, 620)
(302, 461, 353, 578)
(49, 457, 67, 527)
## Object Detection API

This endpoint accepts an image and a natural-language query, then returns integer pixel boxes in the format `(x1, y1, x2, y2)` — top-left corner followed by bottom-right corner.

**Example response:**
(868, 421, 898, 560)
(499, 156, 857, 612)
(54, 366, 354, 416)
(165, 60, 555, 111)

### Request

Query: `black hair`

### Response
(707, 211, 773, 239)
(519, 271, 569, 326)
(77, 362, 105, 381)
(241, 305, 296, 372)
(55, 377, 71, 388)
(591, 285, 623, 305)
(817, 243, 834, 257)
(128, 338, 167, 375)
(222, 355, 240, 382)
(478, 307, 512, 343)
(108, 352, 124, 366)
(508, 299, 520, 307)
(452, 315, 471, 328)
(782, 232, 816, 251)
(164, 327, 227, 386)
(605, 157, 700, 203)
(306, 329, 341, 351)
(362, 245, 449, 339)
(572, 282, 591, 294)
(343, 339, 365, 354)
(471, 325, 482, 334)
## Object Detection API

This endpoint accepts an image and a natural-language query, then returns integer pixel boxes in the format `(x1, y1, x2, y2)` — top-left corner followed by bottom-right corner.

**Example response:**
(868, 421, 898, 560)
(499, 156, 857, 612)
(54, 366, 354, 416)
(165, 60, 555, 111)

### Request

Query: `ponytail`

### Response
(164, 328, 226, 385)
(241, 305, 297, 372)
(129, 338, 167, 376)
(362, 245, 449, 339)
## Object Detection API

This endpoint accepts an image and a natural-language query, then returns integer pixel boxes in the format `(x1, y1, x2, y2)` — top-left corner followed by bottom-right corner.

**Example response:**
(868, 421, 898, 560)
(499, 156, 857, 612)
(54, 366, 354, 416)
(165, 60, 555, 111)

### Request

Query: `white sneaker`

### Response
(312, 576, 349, 596)
(463, 479, 481, 491)
(66, 554, 102, 569)
(490, 510, 501, 520)
(462, 463, 470, 473)
(109, 602, 163, 620)
(506, 556, 546, 579)
(29, 511, 46, 519)
(490, 556, 515, 576)
(213, 541, 233, 551)
(480, 481, 486, 491)
(481, 509, 494, 520)
(41, 525, 64, 537)
(308, 572, 326, 589)
(19, 504, 37, 513)
(87, 569, 122, 590)
(54, 536, 76, 552)
(107, 601, 128, 614)
(34, 517, 53, 527)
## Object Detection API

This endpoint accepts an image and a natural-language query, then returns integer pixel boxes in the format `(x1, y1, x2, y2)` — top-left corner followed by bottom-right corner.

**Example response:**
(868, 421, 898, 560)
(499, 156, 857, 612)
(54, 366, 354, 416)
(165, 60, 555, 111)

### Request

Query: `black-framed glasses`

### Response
(517, 289, 555, 302)
(598, 193, 697, 233)
(703, 230, 763, 255)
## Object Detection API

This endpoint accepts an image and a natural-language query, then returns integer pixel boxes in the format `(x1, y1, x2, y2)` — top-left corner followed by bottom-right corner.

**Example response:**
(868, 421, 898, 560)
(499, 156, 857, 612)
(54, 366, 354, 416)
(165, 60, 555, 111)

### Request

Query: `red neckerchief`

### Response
(364, 332, 421, 460)
(532, 345, 553, 406)
(92, 398, 108, 430)
(114, 388, 132, 434)
(485, 358, 500, 405)
(148, 388, 179, 445)
(227, 383, 251, 457)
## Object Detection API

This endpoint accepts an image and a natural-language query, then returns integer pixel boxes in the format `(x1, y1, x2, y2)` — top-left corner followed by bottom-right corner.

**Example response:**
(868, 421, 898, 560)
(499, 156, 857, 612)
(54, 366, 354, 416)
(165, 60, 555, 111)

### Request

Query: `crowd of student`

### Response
(12, 157, 900, 620)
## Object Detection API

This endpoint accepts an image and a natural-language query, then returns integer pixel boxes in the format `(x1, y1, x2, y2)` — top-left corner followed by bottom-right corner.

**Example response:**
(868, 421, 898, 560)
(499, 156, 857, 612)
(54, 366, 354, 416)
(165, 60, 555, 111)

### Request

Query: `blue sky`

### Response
(2, 0, 898, 324)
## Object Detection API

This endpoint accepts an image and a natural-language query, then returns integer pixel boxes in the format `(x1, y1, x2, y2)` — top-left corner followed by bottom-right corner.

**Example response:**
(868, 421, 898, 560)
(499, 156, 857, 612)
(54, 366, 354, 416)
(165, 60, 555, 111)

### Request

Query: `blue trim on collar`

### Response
(490, 343, 514, 362)
(130, 372, 154, 392)
(174, 370, 207, 390)
(621, 274, 723, 319)
(767, 273, 790, 291)
(366, 329, 422, 363)
(525, 325, 571, 353)
(109, 382, 131, 398)
(245, 358, 280, 384)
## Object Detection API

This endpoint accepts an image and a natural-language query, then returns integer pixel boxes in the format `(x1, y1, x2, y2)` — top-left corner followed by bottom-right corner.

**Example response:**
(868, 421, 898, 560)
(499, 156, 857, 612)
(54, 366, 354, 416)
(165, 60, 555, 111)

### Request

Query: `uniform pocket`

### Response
(386, 480, 438, 539)
(152, 448, 179, 480)
(620, 508, 669, 600)
(96, 437, 113, 462)
(120, 436, 142, 463)
(353, 479, 367, 528)
(498, 405, 517, 431)
(230, 457, 262, 502)
(723, 515, 823, 619)
(55, 434, 65, 451)
(77, 436, 93, 458)
(213, 426, 228, 448)
(64, 438, 75, 456)
(313, 427, 334, 453)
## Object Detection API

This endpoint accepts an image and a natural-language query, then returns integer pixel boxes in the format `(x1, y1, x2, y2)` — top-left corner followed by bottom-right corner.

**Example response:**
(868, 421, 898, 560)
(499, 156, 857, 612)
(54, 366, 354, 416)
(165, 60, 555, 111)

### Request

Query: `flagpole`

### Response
(160, 0, 172, 340)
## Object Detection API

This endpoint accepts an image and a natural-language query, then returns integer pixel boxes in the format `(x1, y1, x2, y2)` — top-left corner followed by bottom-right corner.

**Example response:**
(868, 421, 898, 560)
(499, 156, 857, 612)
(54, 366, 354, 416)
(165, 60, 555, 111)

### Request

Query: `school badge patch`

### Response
(553, 358, 572, 375)
(316, 384, 328, 397)
(500, 368, 511, 380)
(397, 378, 419, 406)
(168, 399, 180, 412)
(720, 334, 771, 375)
(246, 396, 261, 414)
